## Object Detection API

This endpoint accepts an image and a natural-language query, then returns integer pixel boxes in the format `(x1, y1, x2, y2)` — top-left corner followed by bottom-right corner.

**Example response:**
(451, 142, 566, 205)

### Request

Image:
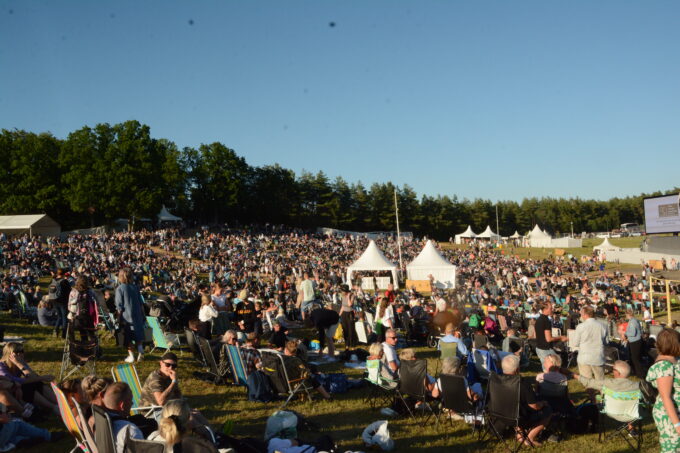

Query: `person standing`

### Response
(624, 309, 644, 379)
(339, 284, 356, 350)
(534, 303, 567, 366)
(115, 268, 146, 363)
(299, 271, 316, 320)
(646, 328, 680, 453)
(570, 305, 607, 401)
(49, 268, 71, 338)
(67, 276, 99, 342)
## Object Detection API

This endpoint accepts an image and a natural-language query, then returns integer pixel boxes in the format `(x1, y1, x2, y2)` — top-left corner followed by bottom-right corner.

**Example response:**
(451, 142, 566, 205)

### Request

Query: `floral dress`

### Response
(646, 360, 680, 453)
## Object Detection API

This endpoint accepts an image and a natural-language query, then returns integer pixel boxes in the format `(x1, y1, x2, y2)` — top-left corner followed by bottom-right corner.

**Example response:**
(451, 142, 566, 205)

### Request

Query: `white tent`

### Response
(157, 206, 182, 222)
(346, 240, 398, 286)
(406, 240, 456, 288)
(526, 225, 552, 247)
(454, 225, 477, 244)
(509, 231, 522, 239)
(0, 214, 61, 237)
(594, 238, 619, 252)
(476, 225, 500, 240)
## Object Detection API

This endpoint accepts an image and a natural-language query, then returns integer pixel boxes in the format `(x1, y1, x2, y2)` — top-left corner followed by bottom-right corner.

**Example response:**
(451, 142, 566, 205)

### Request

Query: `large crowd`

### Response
(1, 226, 680, 452)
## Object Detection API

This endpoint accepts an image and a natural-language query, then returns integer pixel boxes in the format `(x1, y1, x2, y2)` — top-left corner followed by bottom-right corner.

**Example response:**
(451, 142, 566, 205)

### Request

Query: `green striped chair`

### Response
(225, 344, 248, 386)
(146, 316, 181, 355)
(111, 363, 161, 417)
(599, 387, 643, 451)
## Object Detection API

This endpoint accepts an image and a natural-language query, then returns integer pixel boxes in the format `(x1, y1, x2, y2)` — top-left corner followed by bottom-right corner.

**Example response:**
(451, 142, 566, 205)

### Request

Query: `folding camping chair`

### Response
(111, 363, 161, 417)
(195, 336, 228, 384)
(60, 324, 98, 381)
(436, 341, 458, 374)
(124, 435, 164, 453)
(598, 387, 643, 451)
(437, 374, 483, 435)
(363, 359, 398, 409)
(396, 358, 437, 422)
(260, 348, 314, 409)
(92, 404, 116, 453)
(467, 348, 499, 384)
(51, 382, 93, 453)
(16, 291, 38, 322)
(145, 316, 181, 356)
(184, 329, 206, 366)
(482, 372, 532, 453)
(225, 343, 249, 386)
(73, 399, 99, 453)
(604, 345, 620, 374)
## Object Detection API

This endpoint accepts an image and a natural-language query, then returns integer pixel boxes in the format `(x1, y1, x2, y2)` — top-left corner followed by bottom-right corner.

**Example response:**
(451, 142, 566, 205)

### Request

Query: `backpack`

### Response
(469, 313, 481, 329)
(48, 279, 59, 300)
(68, 289, 98, 324)
(246, 370, 275, 402)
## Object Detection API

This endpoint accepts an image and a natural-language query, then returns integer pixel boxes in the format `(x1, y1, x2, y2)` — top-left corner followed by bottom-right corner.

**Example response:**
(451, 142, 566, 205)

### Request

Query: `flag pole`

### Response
(394, 188, 404, 272)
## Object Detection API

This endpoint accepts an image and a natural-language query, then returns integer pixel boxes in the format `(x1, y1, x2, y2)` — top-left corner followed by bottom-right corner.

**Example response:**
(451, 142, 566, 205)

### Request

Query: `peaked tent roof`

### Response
(456, 225, 477, 238)
(157, 206, 182, 222)
(348, 240, 397, 270)
(509, 231, 522, 239)
(594, 238, 618, 251)
(408, 240, 455, 268)
(527, 224, 551, 239)
(476, 225, 500, 238)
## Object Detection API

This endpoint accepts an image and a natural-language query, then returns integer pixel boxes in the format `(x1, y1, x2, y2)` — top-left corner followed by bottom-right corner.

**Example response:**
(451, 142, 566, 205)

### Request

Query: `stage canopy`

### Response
(406, 240, 456, 288)
(454, 225, 477, 244)
(476, 225, 500, 240)
(0, 214, 61, 237)
(346, 240, 398, 285)
(157, 206, 182, 222)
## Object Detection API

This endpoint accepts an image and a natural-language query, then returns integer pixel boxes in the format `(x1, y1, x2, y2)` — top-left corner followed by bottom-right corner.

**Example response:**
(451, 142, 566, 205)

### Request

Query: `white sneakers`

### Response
(124, 352, 135, 363)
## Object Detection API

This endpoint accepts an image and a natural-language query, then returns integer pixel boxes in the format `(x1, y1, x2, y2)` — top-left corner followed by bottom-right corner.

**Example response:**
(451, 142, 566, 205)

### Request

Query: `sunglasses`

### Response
(386, 336, 397, 340)
(162, 362, 178, 369)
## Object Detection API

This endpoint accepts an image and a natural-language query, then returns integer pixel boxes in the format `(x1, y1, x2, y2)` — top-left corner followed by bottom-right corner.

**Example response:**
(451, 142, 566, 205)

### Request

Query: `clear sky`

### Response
(1, 1, 679, 202)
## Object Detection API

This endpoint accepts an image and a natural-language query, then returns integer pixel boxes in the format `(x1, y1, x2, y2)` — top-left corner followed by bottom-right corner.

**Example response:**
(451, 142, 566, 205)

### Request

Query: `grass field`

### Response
(4, 312, 662, 453)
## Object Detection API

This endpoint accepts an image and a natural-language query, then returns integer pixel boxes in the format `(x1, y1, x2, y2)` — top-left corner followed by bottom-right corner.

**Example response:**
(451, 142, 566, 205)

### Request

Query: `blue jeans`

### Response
(54, 304, 67, 337)
(0, 419, 50, 449)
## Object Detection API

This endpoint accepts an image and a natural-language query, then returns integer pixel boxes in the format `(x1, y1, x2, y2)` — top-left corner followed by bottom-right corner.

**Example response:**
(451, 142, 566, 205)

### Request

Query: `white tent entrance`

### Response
(406, 240, 456, 289)
(346, 240, 398, 289)
(454, 226, 477, 244)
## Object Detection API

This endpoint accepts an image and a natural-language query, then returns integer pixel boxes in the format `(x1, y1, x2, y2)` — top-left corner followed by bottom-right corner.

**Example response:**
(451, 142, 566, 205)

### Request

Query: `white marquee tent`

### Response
(346, 240, 398, 286)
(525, 225, 552, 248)
(594, 238, 619, 253)
(550, 237, 583, 248)
(406, 240, 456, 288)
(509, 231, 522, 239)
(454, 225, 477, 244)
(0, 214, 61, 237)
(157, 206, 182, 222)
(476, 225, 500, 240)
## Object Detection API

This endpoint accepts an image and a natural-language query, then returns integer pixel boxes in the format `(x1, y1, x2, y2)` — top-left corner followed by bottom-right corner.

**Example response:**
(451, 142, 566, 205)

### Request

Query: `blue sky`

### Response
(1, 1, 679, 202)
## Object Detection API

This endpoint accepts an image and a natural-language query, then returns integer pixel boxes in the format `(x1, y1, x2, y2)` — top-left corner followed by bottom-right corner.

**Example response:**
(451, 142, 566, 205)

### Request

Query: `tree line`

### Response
(1, 121, 677, 238)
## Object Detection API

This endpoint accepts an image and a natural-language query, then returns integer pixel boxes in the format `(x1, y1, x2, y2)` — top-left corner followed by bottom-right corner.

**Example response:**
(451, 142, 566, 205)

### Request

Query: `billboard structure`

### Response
(644, 194, 680, 234)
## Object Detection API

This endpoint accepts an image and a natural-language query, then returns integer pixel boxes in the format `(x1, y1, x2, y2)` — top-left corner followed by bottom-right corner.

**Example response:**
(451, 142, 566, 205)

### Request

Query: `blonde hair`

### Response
(118, 268, 133, 284)
(368, 342, 383, 358)
(201, 294, 211, 306)
(38, 295, 52, 309)
(82, 375, 112, 402)
(158, 399, 190, 446)
(0, 343, 24, 371)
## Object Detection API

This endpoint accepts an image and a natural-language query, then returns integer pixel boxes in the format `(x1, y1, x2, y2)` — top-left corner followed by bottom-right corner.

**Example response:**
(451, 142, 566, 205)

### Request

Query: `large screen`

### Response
(644, 194, 680, 234)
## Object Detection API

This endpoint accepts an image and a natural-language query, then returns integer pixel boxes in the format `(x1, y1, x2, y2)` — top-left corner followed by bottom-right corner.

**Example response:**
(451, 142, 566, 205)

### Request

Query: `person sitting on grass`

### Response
(0, 408, 64, 450)
(147, 399, 217, 452)
(0, 342, 59, 417)
(282, 341, 331, 400)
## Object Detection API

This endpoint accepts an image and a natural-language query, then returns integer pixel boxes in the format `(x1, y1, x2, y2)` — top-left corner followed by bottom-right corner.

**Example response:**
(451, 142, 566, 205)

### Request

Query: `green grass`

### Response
(4, 313, 662, 452)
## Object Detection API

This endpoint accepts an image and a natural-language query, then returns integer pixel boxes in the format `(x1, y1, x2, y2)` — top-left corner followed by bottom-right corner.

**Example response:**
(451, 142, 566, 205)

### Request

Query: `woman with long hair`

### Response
(67, 276, 98, 342)
(646, 328, 680, 453)
(0, 343, 58, 416)
(115, 268, 147, 363)
(375, 297, 392, 343)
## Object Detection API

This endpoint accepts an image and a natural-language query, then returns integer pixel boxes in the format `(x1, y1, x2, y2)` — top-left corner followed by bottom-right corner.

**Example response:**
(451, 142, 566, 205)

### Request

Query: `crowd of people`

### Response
(1, 225, 680, 452)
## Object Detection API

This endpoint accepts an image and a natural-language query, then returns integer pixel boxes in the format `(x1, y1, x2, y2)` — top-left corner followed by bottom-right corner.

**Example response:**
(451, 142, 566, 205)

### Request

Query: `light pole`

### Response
(570, 221, 574, 238)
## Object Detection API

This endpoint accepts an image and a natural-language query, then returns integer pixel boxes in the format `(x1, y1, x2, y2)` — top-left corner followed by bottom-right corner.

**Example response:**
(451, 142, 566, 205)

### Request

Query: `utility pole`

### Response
(394, 189, 404, 272)
(496, 204, 500, 243)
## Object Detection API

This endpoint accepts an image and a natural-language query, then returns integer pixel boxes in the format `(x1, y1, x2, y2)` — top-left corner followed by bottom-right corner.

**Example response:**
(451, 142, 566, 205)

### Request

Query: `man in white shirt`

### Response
(298, 271, 316, 320)
(381, 328, 400, 378)
(570, 305, 607, 385)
